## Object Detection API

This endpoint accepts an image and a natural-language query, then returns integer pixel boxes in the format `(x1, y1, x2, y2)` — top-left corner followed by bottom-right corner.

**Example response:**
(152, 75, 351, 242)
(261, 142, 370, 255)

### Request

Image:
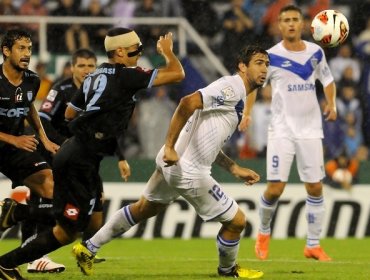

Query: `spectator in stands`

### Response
(80, 0, 110, 10)
(109, 0, 136, 28)
(182, 0, 221, 41)
(19, 0, 48, 53)
(307, 0, 330, 20)
(48, 0, 89, 54)
(242, 0, 271, 37)
(249, 86, 272, 158)
(134, 0, 163, 54)
(160, 0, 183, 17)
(355, 18, 370, 58)
(52, 61, 72, 86)
(82, 0, 111, 54)
(262, 0, 293, 47)
(329, 43, 361, 83)
(324, 150, 359, 191)
(0, 0, 19, 33)
(221, 0, 255, 72)
(343, 113, 363, 158)
(336, 80, 362, 135)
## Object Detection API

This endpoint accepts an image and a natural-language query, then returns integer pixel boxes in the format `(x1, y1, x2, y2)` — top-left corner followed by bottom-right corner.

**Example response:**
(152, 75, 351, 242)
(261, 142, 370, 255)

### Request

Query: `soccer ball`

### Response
(311, 10, 349, 48)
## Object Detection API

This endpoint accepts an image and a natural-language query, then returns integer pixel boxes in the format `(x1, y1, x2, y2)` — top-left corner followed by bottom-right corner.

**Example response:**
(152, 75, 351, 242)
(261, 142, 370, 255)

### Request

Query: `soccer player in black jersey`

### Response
(0, 29, 60, 279)
(19, 48, 103, 273)
(0, 27, 184, 279)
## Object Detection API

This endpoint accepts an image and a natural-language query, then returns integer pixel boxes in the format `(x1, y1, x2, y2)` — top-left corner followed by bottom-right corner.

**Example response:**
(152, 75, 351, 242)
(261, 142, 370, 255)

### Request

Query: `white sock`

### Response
(306, 195, 325, 247)
(87, 205, 136, 253)
(259, 195, 278, 234)
(216, 234, 240, 272)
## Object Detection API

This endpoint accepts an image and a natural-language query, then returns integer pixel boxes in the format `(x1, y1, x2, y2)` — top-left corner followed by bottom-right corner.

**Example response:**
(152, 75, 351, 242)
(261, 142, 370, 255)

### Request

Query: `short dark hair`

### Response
(71, 48, 97, 65)
(279, 5, 303, 18)
(235, 45, 268, 71)
(1, 29, 32, 60)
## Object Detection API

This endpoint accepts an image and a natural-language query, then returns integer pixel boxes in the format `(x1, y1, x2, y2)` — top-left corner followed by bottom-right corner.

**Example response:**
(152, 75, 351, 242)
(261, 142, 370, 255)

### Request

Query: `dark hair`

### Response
(1, 29, 32, 60)
(279, 5, 303, 18)
(235, 45, 268, 71)
(71, 48, 97, 65)
(106, 27, 134, 58)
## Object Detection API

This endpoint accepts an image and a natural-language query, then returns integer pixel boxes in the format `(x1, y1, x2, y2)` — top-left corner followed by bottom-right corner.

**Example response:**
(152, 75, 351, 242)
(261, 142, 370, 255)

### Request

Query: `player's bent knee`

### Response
(131, 197, 167, 220)
(53, 224, 78, 245)
(24, 169, 54, 198)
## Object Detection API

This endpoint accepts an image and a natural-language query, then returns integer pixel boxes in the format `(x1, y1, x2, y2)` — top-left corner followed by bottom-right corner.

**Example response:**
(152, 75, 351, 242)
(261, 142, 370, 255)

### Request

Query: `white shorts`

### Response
(142, 167, 239, 222)
(266, 138, 325, 183)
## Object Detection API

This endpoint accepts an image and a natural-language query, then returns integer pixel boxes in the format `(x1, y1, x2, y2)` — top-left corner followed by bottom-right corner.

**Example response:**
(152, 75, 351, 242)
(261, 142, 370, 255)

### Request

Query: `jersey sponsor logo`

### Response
(46, 89, 58, 102)
(64, 203, 80, 221)
(287, 83, 316, 92)
(0, 97, 10, 100)
(0, 107, 30, 117)
(221, 86, 235, 99)
(281, 60, 292, 67)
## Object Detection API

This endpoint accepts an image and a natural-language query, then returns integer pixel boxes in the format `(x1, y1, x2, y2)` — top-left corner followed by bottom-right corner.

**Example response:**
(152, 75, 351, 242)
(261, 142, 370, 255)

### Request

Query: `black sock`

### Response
(30, 197, 56, 226)
(13, 203, 30, 222)
(0, 229, 62, 268)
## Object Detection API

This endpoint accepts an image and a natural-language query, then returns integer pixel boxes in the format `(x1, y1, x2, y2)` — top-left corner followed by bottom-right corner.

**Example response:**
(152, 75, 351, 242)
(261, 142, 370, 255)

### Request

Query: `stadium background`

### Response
(1, 0, 370, 240)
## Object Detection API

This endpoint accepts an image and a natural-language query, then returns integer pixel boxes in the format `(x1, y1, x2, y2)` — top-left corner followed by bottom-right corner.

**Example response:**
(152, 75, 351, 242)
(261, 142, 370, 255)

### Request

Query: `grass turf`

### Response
(0, 238, 369, 279)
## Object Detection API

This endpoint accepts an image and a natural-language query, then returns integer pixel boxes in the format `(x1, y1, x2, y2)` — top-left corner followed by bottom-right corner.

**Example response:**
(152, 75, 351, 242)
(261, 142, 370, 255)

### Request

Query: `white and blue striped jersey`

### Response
(266, 41, 334, 139)
(157, 74, 246, 178)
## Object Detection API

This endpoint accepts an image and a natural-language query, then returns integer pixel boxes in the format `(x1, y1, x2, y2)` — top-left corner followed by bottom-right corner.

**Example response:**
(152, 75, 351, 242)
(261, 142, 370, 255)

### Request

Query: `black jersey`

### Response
(38, 77, 77, 144)
(69, 62, 156, 154)
(0, 64, 40, 149)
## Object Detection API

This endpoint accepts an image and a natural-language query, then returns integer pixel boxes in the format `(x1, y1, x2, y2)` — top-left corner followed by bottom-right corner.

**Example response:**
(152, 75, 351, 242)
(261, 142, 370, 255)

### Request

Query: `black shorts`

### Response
(52, 137, 103, 232)
(0, 146, 51, 187)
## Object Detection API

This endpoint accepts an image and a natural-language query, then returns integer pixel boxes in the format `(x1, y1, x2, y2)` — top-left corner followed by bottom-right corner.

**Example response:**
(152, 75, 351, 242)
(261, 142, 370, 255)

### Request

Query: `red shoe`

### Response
(255, 233, 270, 260)
(304, 245, 332, 261)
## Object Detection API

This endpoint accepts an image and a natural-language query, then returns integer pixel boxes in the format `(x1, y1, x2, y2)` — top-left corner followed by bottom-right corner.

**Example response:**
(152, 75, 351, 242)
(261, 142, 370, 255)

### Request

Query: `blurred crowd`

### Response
(0, 0, 369, 187)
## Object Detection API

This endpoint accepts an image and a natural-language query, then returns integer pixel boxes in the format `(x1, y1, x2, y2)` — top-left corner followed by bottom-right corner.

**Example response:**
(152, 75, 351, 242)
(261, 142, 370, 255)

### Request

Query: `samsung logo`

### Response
(287, 83, 315, 92)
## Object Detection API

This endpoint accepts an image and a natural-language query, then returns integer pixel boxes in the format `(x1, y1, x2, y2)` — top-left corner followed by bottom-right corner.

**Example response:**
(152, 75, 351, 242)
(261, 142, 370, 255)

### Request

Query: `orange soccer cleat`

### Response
(255, 233, 270, 260)
(304, 245, 332, 261)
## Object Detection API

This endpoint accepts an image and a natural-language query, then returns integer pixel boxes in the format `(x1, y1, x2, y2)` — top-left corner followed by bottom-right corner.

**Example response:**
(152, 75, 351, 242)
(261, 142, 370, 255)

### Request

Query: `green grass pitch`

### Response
(0, 238, 369, 279)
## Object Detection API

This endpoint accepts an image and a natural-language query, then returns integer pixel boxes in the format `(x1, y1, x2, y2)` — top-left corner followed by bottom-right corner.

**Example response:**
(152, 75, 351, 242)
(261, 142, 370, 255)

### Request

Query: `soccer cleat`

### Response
(0, 265, 25, 280)
(0, 199, 17, 232)
(218, 264, 264, 279)
(93, 255, 106, 264)
(304, 245, 332, 261)
(255, 233, 270, 260)
(27, 256, 65, 273)
(72, 242, 95, 276)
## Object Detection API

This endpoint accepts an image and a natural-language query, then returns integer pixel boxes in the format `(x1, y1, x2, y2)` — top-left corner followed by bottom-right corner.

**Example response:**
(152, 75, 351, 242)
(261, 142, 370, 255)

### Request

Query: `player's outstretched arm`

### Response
(163, 92, 203, 166)
(153, 32, 185, 86)
(323, 81, 337, 121)
(26, 103, 59, 154)
(215, 150, 260, 186)
(238, 89, 257, 131)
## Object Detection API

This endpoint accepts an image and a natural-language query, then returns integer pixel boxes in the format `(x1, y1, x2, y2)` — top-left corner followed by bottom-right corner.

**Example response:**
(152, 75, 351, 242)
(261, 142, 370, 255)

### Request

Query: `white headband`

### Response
(104, 31, 141, 51)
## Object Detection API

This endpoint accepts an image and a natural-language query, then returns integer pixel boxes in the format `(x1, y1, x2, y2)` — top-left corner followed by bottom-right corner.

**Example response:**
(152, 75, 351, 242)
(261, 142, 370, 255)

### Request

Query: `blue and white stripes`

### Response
(306, 195, 324, 206)
(123, 205, 136, 226)
(217, 235, 240, 248)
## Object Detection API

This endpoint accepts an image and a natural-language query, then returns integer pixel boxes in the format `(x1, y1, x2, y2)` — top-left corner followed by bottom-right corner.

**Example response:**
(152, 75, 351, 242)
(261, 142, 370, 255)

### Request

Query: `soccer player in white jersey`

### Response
(254, 5, 337, 262)
(73, 46, 269, 279)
